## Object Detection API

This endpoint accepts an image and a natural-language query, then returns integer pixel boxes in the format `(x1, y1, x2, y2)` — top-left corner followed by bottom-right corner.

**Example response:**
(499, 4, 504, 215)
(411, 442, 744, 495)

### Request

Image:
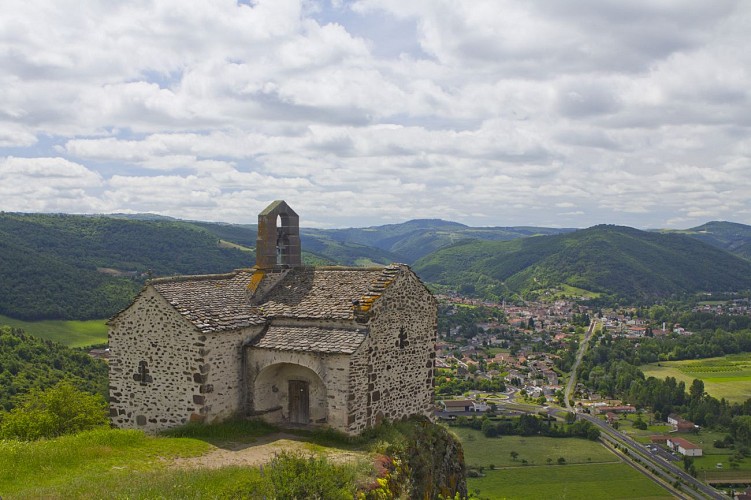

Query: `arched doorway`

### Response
(253, 363, 327, 426)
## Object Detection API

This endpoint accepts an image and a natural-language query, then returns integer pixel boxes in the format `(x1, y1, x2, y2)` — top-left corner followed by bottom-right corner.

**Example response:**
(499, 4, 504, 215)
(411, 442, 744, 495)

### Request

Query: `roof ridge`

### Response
(149, 268, 254, 284)
(314, 265, 390, 271)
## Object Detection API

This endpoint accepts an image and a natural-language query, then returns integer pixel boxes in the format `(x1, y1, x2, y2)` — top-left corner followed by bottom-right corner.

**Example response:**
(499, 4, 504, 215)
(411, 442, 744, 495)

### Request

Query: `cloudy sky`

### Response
(1, 0, 750, 229)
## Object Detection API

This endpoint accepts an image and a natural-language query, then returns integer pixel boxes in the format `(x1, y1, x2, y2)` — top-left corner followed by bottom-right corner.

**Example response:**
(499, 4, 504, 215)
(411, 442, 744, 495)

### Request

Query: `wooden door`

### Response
(288, 380, 309, 424)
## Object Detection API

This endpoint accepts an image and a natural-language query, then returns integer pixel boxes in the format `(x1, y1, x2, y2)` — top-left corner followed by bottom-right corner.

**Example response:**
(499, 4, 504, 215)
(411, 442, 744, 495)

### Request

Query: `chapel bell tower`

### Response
(255, 200, 302, 269)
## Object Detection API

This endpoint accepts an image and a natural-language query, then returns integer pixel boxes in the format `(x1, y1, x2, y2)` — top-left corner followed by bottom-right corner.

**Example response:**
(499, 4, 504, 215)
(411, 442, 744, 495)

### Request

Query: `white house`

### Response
(667, 437, 702, 457)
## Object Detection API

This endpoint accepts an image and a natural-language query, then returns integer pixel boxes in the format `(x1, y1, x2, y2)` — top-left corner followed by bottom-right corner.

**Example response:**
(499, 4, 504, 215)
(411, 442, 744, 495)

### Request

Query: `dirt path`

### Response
(170, 433, 367, 470)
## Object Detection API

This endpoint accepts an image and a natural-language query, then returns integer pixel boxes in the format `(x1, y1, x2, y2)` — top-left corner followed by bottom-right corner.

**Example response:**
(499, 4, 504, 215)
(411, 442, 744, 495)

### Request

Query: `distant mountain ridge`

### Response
(2, 212, 751, 320)
(304, 219, 576, 263)
(413, 224, 751, 302)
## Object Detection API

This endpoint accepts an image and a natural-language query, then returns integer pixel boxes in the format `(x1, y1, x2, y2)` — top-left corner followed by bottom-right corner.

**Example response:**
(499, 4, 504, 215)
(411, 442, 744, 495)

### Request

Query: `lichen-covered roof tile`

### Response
(259, 267, 395, 320)
(252, 325, 366, 354)
(149, 264, 409, 333)
(152, 270, 266, 333)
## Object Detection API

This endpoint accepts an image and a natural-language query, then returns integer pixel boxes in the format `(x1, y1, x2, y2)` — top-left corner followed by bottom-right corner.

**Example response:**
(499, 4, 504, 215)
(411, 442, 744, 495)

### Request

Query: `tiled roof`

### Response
(148, 264, 407, 333)
(252, 325, 367, 354)
(258, 266, 398, 320)
(152, 271, 265, 333)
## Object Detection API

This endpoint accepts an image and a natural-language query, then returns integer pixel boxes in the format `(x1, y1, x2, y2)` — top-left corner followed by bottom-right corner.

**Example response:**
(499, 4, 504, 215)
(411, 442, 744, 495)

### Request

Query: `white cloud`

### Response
(0, 0, 750, 229)
(0, 157, 105, 212)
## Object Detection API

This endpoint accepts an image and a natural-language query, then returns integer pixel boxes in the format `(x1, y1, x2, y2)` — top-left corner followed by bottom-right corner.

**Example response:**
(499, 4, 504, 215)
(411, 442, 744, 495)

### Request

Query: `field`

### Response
(0, 315, 108, 347)
(557, 284, 602, 299)
(452, 427, 671, 499)
(468, 463, 672, 500)
(453, 427, 618, 468)
(642, 353, 751, 403)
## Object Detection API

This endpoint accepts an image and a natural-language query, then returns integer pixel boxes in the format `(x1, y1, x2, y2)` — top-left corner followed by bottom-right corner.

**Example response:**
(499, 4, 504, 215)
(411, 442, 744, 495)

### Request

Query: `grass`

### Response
(452, 427, 618, 467)
(161, 418, 279, 444)
(453, 427, 673, 499)
(0, 428, 211, 496)
(605, 413, 672, 443)
(468, 463, 672, 499)
(218, 239, 253, 252)
(557, 284, 602, 299)
(1, 418, 463, 498)
(642, 353, 751, 403)
(0, 420, 375, 498)
(0, 315, 108, 347)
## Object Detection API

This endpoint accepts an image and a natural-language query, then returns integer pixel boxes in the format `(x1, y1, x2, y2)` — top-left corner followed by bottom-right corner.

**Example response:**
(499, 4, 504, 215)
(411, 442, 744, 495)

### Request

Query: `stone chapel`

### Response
(108, 201, 437, 434)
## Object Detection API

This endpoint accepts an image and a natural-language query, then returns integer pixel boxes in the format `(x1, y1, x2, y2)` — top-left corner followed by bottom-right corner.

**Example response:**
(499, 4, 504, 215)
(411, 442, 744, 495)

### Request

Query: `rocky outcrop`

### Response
(381, 417, 467, 499)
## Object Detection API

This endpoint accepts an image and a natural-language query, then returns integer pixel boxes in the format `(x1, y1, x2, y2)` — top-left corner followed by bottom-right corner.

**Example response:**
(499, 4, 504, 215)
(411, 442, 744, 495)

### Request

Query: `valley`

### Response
(3, 213, 751, 497)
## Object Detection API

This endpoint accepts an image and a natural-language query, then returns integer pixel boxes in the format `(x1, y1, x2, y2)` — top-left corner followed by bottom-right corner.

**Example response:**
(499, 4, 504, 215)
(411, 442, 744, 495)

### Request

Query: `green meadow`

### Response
(0, 421, 370, 498)
(0, 428, 211, 497)
(453, 427, 670, 499)
(642, 353, 751, 403)
(453, 427, 618, 469)
(0, 315, 108, 347)
(468, 463, 672, 500)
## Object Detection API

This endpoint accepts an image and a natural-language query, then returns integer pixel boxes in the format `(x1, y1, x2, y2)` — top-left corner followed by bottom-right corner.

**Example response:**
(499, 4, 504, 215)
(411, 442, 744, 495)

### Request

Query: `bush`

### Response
(266, 451, 356, 499)
(0, 381, 107, 440)
(632, 419, 648, 430)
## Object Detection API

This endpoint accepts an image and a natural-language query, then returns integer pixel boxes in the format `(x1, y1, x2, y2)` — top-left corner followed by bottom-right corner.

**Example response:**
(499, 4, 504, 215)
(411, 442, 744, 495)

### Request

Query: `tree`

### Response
(0, 380, 107, 440)
(482, 419, 498, 438)
(689, 379, 705, 401)
(510, 451, 519, 461)
(732, 416, 751, 446)
(557, 457, 566, 465)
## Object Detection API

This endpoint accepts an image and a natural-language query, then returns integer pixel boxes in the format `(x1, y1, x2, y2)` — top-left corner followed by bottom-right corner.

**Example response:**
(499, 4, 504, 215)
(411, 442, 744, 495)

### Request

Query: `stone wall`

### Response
(109, 287, 203, 432)
(248, 348, 351, 430)
(347, 270, 436, 433)
(201, 326, 264, 423)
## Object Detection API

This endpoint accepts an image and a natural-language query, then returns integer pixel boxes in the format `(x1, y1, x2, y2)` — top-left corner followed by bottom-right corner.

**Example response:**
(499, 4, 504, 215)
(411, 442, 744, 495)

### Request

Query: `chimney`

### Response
(255, 200, 301, 269)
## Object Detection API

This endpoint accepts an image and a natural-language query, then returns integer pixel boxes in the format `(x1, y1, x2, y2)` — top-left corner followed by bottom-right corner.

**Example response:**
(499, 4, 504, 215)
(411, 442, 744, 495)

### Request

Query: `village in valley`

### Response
(433, 296, 710, 451)
(434, 294, 693, 412)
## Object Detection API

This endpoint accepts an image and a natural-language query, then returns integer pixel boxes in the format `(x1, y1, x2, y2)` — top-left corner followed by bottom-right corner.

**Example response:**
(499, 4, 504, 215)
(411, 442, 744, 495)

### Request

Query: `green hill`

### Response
(669, 221, 751, 261)
(0, 213, 256, 320)
(314, 219, 575, 263)
(414, 225, 751, 302)
(127, 215, 574, 264)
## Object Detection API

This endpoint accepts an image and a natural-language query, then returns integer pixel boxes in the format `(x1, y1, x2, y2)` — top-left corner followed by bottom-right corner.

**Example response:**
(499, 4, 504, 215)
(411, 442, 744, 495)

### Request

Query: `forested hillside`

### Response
(0, 325, 108, 410)
(4, 211, 751, 321)
(0, 213, 253, 320)
(414, 225, 751, 302)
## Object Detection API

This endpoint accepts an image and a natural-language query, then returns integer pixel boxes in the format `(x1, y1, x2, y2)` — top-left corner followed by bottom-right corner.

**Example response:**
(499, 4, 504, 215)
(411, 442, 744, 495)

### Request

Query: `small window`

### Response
(398, 327, 409, 349)
(135, 360, 152, 385)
